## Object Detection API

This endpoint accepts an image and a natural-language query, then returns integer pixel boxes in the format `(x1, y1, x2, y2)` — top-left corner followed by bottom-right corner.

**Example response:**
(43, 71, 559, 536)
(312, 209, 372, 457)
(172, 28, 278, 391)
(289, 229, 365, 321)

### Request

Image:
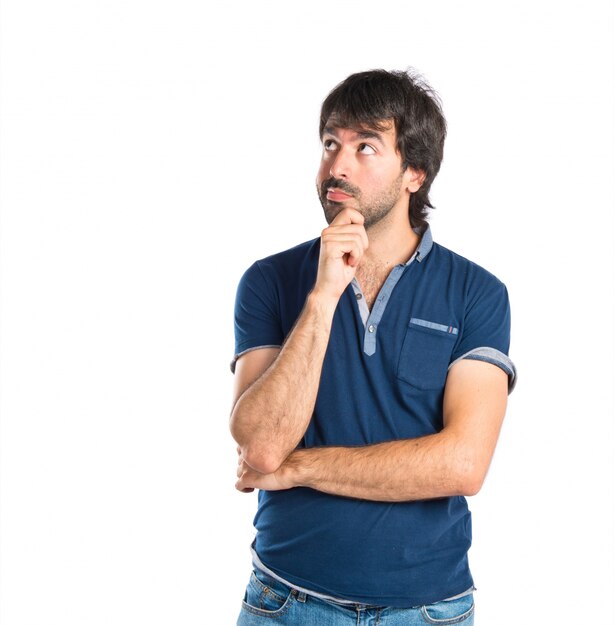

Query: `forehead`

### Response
(322, 117, 396, 143)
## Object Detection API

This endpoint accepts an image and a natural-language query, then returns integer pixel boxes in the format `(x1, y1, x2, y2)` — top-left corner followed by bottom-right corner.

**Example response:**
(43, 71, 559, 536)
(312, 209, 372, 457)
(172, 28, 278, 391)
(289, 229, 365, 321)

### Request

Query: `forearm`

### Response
(285, 433, 480, 502)
(230, 290, 337, 473)
(236, 360, 507, 500)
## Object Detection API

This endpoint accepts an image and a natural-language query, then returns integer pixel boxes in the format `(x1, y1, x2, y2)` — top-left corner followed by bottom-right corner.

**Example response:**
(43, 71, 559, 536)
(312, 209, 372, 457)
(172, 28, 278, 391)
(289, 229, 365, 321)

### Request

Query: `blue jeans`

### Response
(237, 568, 475, 625)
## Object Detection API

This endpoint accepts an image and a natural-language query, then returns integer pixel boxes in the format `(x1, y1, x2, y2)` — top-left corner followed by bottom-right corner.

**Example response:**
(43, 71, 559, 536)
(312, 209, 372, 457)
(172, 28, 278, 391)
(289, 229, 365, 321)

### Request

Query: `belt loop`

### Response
(295, 589, 307, 603)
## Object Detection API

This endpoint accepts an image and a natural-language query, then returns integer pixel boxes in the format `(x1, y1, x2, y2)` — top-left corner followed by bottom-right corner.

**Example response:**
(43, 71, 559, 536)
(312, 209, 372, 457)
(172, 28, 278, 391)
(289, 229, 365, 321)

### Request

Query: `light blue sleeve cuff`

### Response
(449, 347, 517, 393)
(230, 344, 282, 374)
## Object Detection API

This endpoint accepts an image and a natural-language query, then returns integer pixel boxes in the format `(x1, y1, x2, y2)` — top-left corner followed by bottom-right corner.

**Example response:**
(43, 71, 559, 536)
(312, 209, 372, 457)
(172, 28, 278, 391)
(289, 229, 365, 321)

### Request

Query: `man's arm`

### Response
(230, 294, 337, 475)
(236, 359, 509, 500)
(230, 208, 368, 475)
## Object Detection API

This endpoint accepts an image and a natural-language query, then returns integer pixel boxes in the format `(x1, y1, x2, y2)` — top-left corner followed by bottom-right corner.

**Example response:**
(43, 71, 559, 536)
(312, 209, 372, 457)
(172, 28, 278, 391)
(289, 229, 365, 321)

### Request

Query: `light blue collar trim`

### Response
(412, 225, 433, 263)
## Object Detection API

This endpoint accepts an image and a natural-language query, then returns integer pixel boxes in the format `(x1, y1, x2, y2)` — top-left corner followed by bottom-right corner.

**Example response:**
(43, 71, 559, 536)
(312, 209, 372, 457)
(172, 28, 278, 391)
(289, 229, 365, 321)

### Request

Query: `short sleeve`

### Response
(231, 261, 283, 373)
(450, 277, 517, 393)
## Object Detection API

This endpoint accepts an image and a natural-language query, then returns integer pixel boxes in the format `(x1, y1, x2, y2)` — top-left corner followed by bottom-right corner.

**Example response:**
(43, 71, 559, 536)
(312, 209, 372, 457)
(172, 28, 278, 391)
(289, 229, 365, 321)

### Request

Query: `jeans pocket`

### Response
(420, 593, 474, 624)
(241, 569, 296, 618)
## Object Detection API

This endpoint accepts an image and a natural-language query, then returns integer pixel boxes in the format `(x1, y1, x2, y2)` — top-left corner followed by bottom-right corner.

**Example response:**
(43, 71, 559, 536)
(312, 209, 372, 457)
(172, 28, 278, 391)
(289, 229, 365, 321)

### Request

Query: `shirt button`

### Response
(368, 324, 375, 333)
(356, 293, 363, 300)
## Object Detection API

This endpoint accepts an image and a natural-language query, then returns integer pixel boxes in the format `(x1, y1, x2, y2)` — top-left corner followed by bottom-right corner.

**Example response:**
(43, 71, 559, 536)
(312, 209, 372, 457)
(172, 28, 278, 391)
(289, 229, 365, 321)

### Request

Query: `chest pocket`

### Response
(397, 318, 458, 390)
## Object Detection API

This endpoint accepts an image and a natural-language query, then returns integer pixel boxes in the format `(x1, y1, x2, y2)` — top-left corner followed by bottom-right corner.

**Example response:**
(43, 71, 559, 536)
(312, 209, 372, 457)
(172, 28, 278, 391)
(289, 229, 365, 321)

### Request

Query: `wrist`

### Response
(306, 289, 339, 321)
(283, 449, 313, 489)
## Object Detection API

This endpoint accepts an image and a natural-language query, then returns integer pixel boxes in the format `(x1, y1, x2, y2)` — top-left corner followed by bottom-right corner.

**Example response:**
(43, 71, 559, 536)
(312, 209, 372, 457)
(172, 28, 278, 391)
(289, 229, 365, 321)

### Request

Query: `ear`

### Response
(403, 167, 426, 193)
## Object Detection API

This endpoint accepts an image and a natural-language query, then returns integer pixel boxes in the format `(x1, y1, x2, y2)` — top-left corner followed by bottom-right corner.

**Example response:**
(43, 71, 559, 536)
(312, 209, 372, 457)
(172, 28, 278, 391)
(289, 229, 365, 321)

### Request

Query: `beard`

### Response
(317, 172, 405, 229)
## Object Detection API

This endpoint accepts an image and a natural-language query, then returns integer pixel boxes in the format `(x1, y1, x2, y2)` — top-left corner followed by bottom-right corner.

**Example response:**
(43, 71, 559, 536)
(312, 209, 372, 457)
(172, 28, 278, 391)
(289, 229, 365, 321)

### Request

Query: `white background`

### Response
(1, 1, 612, 624)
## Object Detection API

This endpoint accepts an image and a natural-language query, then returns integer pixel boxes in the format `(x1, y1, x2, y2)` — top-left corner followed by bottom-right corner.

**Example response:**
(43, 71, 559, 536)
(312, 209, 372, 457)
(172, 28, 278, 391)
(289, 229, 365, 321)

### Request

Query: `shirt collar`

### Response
(408, 225, 433, 264)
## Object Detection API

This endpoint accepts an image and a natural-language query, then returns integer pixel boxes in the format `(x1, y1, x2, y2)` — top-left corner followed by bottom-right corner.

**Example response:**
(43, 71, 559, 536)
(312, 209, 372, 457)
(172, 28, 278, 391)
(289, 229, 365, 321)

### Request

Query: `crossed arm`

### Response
(230, 208, 509, 502)
(233, 343, 508, 502)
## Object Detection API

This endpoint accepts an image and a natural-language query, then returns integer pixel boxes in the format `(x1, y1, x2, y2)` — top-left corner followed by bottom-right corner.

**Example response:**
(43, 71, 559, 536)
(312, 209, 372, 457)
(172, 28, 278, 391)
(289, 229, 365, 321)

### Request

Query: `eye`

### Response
(358, 143, 376, 155)
(323, 139, 338, 151)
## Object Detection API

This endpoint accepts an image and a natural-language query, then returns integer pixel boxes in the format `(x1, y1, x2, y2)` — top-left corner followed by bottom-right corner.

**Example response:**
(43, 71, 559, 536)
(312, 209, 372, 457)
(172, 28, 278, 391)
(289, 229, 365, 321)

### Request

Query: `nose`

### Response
(329, 148, 352, 179)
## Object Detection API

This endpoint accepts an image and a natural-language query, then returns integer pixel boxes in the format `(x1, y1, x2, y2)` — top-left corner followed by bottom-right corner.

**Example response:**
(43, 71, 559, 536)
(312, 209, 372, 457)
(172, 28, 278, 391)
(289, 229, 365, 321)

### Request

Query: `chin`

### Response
(322, 201, 343, 225)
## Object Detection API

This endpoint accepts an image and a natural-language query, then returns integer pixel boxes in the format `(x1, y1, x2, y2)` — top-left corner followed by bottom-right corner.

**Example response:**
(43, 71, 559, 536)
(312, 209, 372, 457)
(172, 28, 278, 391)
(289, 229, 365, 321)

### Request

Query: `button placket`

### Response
(361, 265, 407, 356)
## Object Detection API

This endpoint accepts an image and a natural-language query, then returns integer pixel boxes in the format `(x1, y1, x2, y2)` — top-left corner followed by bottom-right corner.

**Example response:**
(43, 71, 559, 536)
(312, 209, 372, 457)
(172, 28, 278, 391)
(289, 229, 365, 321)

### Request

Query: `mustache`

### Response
(320, 178, 360, 197)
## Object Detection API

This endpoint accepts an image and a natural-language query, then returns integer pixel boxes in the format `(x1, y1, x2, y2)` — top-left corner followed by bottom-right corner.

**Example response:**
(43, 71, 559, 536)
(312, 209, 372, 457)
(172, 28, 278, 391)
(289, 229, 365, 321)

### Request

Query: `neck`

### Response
(361, 211, 421, 270)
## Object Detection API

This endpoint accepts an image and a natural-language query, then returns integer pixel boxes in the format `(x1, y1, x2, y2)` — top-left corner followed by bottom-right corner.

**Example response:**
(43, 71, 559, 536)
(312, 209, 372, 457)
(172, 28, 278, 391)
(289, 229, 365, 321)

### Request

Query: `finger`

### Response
(321, 236, 365, 265)
(347, 248, 361, 267)
(360, 227, 369, 251)
(330, 208, 365, 226)
(322, 224, 368, 252)
(235, 480, 255, 493)
(236, 470, 256, 492)
(323, 223, 366, 238)
(321, 232, 365, 251)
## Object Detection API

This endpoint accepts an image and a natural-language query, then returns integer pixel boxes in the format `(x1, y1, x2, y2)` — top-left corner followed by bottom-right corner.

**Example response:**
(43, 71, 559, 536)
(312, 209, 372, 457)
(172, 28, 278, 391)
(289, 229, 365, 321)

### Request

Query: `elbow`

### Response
(242, 447, 285, 475)
(459, 473, 484, 497)
(455, 458, 487, 497)
(445, 436, 490, 497)
(229, 415, 244, 451)
(230, 415, 285, 474)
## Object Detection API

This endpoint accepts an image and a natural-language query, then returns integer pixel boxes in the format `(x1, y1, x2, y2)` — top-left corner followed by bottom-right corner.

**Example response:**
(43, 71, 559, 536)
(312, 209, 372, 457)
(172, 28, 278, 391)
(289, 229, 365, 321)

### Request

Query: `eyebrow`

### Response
(323, 126, 385, 144)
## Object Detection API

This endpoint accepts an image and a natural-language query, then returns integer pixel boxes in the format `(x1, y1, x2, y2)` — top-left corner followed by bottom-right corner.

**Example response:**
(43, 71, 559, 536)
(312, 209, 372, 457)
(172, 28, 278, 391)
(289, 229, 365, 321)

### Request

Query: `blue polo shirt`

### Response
(232, 227, 516, 608)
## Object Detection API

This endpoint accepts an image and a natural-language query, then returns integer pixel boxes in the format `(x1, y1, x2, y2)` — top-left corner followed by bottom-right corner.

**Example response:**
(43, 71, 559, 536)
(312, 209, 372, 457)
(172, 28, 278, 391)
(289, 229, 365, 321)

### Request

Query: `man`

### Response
(230, 69, 516, 625)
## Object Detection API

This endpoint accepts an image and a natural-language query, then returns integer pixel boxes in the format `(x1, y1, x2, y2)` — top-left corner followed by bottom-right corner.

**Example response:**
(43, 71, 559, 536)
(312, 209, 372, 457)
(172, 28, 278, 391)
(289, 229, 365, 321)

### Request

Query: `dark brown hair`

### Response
(319, 69, 447, 232)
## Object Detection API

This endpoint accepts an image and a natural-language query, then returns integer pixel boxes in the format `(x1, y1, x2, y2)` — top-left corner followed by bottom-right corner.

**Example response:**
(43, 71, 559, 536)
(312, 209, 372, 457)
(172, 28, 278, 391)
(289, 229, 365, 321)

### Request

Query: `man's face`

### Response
(316, 120, 408, 228)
